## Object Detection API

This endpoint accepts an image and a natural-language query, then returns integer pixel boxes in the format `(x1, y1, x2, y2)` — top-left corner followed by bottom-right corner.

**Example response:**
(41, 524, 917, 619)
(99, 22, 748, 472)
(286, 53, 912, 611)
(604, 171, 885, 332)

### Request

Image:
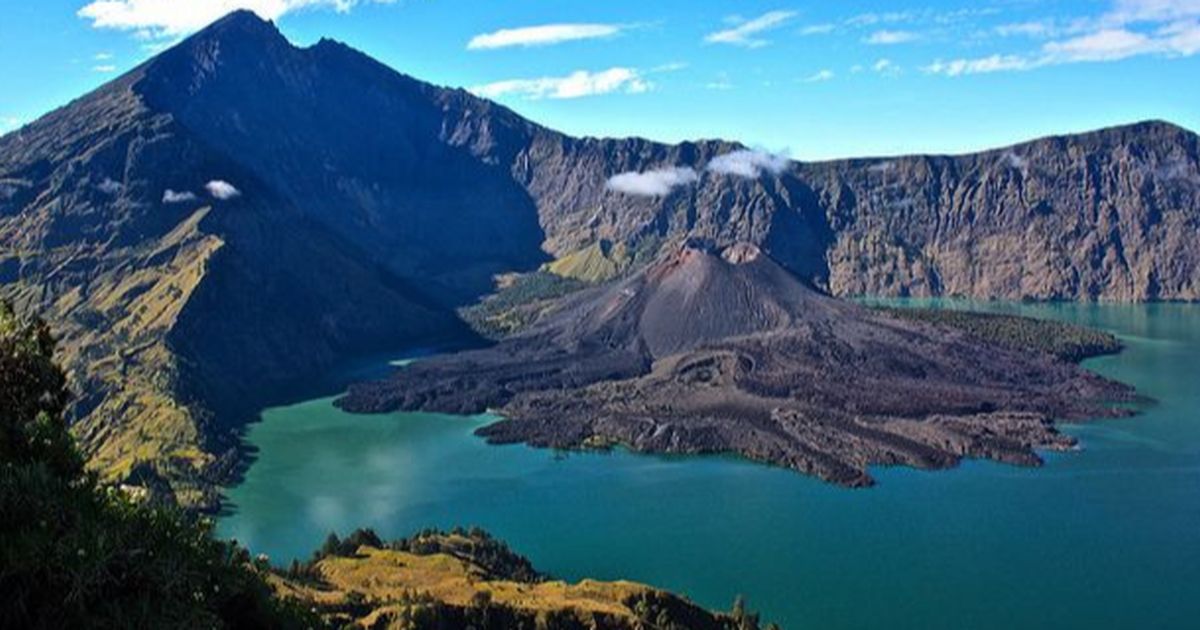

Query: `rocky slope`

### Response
(0, 10, 1194, 505)
(528, 121, 1200, 301)
(339, 241, 1135, 487)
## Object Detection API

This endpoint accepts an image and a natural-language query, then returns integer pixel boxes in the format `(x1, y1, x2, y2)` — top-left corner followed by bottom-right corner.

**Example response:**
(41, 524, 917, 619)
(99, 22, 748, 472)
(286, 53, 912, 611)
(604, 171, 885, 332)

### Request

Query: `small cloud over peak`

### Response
(205, 180, 240, 200)
(705, 10, 796, 48)
(93, 51, 113, 60)
(92, 64, 117, 73)
(607, 167, 699, 197)
(707, 149, 790, 178)
(467, 23, 626, 50)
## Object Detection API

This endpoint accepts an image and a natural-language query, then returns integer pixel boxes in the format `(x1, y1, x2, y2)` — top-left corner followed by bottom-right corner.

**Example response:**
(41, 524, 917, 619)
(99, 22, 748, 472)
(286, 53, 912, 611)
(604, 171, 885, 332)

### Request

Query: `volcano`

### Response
(338, 241, 1133, 486)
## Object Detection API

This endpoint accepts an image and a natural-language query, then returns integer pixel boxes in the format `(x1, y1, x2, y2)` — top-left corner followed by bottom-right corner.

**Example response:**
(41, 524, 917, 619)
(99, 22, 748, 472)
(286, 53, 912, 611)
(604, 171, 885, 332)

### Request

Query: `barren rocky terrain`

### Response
(339, 241, 1136, 486)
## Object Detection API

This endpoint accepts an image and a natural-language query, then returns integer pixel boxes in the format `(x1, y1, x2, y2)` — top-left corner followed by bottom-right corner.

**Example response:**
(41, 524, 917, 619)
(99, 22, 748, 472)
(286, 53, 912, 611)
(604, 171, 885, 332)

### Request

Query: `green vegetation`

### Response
(875, 306, 1122, 362)
(278, 526, 775, 630)
(545, 239, 633, 284)
(0, 301, 314, 629)
(460, 271, 587, 338)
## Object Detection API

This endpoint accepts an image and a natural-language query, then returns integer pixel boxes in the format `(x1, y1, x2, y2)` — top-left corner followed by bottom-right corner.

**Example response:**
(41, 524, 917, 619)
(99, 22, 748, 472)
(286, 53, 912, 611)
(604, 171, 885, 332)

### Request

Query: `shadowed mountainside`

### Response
(0, 10, 1193, 505)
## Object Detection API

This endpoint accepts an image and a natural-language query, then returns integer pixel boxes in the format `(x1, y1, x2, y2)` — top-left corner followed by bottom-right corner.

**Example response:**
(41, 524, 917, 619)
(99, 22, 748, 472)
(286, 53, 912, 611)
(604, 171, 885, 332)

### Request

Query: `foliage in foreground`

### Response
(0, 302, 315, 629)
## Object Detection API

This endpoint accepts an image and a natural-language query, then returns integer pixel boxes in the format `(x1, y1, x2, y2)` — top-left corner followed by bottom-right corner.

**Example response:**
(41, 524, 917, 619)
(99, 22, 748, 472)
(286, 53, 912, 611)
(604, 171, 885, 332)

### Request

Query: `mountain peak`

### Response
(203, 9, 278, 36)
(172, 8, 289, 57)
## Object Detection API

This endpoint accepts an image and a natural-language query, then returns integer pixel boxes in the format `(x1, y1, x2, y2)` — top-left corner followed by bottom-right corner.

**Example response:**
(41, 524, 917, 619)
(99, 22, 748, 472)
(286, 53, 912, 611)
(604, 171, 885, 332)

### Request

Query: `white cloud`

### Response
(472, 67, 651, 100)
(652, 61, 689, 73)
(873, 58, 900, 75)
(799, 23, 835, 36)
(77, 1, 386, 38)
(706, 150, 790, 178)
(846, 12, 914, 28)
(0, 116, 20, 132)
(995, 21, 1057, 38)
(205, 180, 241, 200)
(1044, 28, 1155, 61)
(94, 51, 114, 60)
(1107, 0, 1200, 24)
(467, 23, 624, 50)
(927, 1, 1200, 77)
(705, 10, 796, 48)
(865, 29, 919, 44)
(162, 189, 198, 203)
(802, 69, 835, 83)
(92, 64, 117, 73)
(927, 19, 1200, 76)
(1160, 19, 1200, 54)
(923, 54, 1032, 76)
(606, 167, 698, 197)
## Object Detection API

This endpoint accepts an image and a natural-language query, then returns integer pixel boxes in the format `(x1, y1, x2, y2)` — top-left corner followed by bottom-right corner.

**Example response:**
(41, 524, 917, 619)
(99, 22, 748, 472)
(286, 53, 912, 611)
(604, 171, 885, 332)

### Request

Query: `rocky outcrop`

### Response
(516, 123, 1200, 301)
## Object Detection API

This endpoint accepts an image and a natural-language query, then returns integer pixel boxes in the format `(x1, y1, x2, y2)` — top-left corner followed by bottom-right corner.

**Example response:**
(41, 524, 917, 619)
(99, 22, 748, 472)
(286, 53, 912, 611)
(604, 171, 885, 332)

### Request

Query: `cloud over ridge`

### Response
(606, 167, 699, 197)
(707, 150, 790, 178)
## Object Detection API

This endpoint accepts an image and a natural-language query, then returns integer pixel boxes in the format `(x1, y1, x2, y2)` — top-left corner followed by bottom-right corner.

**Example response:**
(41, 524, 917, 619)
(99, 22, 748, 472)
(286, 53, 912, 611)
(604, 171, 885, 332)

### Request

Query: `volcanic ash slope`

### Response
(338, 241, 1134, 486)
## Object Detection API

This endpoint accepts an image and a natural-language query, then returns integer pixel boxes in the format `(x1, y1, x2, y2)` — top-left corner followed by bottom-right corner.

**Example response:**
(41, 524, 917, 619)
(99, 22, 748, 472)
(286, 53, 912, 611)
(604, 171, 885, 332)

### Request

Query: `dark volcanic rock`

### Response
(338, 242, 1135, 486)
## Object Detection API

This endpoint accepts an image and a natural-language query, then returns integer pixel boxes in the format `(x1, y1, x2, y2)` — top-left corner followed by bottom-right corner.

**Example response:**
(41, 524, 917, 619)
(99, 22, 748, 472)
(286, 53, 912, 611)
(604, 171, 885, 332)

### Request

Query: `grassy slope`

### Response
(3, 205, 227, 507)
(544, 240, 631, 284)
(271, 531, 757, 630)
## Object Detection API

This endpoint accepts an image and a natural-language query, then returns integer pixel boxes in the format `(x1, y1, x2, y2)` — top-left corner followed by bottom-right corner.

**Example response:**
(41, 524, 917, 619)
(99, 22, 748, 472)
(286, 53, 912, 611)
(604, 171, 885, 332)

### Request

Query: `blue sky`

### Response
(1, 0, 1198, 159)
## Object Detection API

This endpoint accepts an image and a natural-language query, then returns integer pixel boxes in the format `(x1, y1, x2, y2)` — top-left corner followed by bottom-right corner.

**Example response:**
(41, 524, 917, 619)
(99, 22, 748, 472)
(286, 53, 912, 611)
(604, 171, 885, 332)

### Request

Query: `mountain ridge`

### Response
(1, 10, 1196, 507)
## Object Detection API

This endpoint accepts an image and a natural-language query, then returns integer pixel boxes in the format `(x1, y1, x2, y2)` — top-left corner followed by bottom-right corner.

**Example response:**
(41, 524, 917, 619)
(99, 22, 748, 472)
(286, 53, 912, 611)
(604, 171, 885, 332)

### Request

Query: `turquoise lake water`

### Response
(217, 302, 1200, 629)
